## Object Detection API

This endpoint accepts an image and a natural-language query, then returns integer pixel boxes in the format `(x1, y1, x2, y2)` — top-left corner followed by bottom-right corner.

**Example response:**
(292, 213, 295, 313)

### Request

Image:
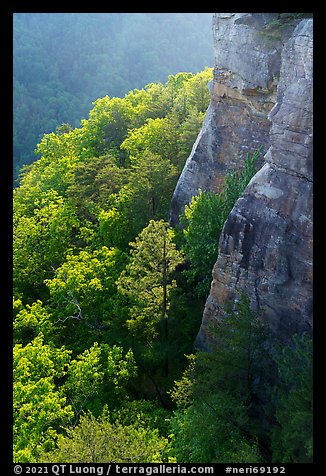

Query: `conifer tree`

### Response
(117, 220, 185, 376)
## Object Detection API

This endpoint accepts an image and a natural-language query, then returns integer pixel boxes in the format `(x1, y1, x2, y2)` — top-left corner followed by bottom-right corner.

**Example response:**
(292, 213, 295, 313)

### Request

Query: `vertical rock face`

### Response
(170, 13, 288, 225)
(196, 18, 313, 348)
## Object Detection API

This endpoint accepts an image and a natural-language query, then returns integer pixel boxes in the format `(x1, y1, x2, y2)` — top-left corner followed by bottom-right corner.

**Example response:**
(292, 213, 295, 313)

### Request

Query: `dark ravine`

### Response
(170, 13, 313, 348)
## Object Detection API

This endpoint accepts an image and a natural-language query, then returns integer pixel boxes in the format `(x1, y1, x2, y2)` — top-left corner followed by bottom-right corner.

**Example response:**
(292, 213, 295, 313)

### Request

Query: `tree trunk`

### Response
(162, 232, 169, 378)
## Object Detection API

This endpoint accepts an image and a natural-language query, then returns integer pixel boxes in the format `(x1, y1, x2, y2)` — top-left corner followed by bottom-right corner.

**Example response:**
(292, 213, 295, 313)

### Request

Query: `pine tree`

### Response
(117, 220, 185, 376)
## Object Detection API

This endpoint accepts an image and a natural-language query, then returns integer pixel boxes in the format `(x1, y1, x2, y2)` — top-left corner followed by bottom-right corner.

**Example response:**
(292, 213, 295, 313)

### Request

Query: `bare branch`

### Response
(53, 314, 83, 325)
(53, 289, 84, 324)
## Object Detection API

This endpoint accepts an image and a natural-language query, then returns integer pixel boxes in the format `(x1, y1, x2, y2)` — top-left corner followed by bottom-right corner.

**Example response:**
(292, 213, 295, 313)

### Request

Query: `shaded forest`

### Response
(13, 13, 213, 180)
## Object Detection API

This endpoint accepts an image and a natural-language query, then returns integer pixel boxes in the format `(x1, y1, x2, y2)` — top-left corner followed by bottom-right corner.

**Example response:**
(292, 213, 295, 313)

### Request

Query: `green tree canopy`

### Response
(14, 190, 80, 301)
(117, 220, 185, 346)
(180, 149, 260, 298)
(169, 295, 266, 463)
(270, 333, 313, 463)
(40, 410, 172, 463)
(44, 246, 127, 351)
(13, 333, 73, 462)
(117, 152, 179, 237)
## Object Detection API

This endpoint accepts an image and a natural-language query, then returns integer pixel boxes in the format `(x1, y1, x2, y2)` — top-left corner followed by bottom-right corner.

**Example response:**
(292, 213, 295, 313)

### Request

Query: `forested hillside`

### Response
(13, 13, 213, 180)
(13, 66, 312, 463)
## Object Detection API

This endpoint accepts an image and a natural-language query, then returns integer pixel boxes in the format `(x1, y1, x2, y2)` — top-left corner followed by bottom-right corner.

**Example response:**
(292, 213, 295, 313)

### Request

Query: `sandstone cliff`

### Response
(170, 13, 313, 347)
(170, 13, 286, 225)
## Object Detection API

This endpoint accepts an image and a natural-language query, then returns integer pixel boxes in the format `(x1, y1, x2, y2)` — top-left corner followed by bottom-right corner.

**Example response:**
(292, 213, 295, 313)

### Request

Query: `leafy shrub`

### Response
(270, 333, 313, 463)
(180, 149, 260, 298)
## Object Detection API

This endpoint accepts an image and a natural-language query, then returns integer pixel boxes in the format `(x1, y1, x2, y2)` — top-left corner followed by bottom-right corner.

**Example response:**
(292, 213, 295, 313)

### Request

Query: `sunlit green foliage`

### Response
(13, 334, 73, 462)
(80, 96, 134, 158)
(14, 68, 212, 264)
(14, 191, 80, 301)
(15, 128, 84, 207)
(40, 410, 173, 463)
(13, 60, 312, 464)
(13, 70, 212, 402)
(14, 334, 138, 462)
(121, 68, 212, 173)
(13, 300, 54, 345)
(121, 115, 179, 165)
(64, 343, 137, 421)
(180, 149, 260, 298)
(66, 154, 128, 217)
(97, 207, 131, 249)
(111, 399, 172, 436)
(178, 108, 206, 158)
(182, 68, 212, 113)
(44, 246, 127, 352)
(117, 220, 185, 345)
(117, 152, 179, 237)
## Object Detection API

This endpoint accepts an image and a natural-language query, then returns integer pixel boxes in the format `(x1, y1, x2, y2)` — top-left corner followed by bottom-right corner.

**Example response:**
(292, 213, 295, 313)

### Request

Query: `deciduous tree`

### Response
(13, 333, 73, 462)
(40, 410, 172, 463)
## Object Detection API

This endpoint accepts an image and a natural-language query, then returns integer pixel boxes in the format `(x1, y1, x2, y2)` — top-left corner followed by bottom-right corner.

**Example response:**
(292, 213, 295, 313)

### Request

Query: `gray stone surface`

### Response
(212, 13, 282, 91)
(195, 18, 313, 348)
(170, 13, 292, 226)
